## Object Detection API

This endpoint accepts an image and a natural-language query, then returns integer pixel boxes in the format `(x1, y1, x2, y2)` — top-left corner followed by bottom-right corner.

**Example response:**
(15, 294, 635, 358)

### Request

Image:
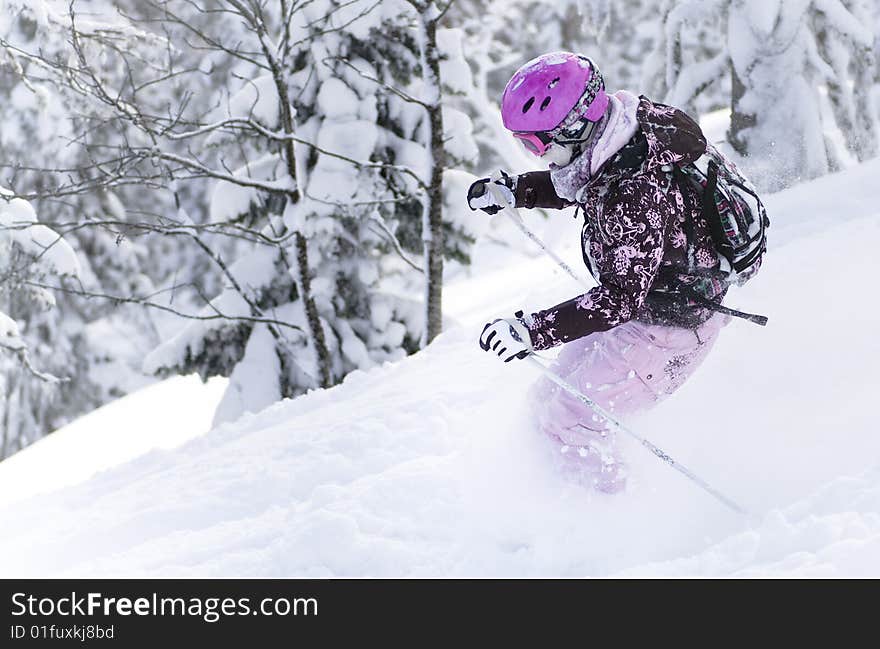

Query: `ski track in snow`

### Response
(1, 161, 880, 577)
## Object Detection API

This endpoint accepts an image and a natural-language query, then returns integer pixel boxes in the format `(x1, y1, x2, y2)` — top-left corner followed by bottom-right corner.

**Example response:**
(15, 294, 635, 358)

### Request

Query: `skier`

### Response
(468, 52, 766, 494)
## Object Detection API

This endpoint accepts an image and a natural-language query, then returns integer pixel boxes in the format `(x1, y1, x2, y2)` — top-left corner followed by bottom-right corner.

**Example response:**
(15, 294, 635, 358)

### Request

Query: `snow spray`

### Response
(528, 355, 748, 515)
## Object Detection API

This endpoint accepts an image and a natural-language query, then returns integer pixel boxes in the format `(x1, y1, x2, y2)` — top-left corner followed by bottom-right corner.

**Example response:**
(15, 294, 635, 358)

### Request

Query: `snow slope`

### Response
(0, 376, 227, 509)
(1, 160, 879, 577)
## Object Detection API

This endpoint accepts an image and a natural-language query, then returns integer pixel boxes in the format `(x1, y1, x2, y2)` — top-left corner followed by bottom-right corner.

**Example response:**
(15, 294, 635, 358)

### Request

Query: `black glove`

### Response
(467, 171, 517, 215)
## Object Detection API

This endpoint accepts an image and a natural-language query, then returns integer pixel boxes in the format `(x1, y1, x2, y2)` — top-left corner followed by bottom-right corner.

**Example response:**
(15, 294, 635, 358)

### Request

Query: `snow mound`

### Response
(620, 467, 880, 577)
(1, 161, 879, 577)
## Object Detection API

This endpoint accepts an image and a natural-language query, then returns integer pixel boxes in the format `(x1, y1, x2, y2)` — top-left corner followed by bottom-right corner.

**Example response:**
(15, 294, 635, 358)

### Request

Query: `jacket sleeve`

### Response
(514, 171, 573, 210)
(523, 172, 672, 350)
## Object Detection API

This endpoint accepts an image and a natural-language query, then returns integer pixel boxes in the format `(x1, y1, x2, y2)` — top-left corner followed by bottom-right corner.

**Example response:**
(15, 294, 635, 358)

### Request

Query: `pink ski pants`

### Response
(529, 314, 728, 493)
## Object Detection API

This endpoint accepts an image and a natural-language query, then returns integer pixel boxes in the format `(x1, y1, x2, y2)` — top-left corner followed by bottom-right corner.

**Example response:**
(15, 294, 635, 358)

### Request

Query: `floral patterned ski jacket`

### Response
(513, 96, 727, 351)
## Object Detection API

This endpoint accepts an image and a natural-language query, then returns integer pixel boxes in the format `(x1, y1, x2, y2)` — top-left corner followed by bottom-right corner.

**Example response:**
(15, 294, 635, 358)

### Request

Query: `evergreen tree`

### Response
(115, 0, 479, 424)
(655, 0, 877, 190)
(0, 188, 81, 457)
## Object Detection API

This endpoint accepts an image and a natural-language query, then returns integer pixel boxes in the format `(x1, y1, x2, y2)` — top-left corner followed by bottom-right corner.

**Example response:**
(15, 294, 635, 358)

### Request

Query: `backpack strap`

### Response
(700, 161, 737, 270)
(671, 166, 697, 268)
(675, 285, 768, 326)
(732, 239, 763, 274)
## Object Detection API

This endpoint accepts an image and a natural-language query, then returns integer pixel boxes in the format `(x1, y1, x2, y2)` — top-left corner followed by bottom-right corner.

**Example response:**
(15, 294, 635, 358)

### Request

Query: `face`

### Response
(542, 142, 576, 168)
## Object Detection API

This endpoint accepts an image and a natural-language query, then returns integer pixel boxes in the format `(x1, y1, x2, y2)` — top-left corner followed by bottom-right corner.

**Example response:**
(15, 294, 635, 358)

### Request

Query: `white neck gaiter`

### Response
(549, 90, 641, 202)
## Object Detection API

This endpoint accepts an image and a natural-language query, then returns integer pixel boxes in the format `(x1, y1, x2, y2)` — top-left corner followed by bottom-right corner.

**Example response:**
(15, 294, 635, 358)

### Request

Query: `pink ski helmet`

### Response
(501, 52, 608, 147)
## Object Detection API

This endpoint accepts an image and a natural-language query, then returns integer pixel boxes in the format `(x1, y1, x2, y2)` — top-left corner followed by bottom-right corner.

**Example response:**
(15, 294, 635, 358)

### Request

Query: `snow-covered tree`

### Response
(2, 0, 478, 425)
(0, 189, 81, 457)
(655, 0, 877, 190)
(446, 0, 668, 192)
(640, 0, 726, 117)
(812, 0, 878, 164)
(0, 0, 177, 451)
(451, 0, 660, 99)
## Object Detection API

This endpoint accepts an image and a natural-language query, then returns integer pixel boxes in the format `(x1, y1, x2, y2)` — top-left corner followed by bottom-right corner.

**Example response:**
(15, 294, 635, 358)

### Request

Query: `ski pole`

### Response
(482, 182, 590, 287)
(527, 355, 748, 515)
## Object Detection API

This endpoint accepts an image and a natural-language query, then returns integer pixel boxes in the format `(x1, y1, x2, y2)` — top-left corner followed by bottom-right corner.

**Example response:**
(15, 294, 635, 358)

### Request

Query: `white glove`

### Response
(467, 171, 516, 215)
(479, 317, 533, 362)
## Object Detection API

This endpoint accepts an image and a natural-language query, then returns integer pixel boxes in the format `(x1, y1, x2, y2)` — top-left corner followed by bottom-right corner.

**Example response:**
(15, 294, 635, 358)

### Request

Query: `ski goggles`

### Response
(513, 131, 554, 157)
(513, 119, 596, 157)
